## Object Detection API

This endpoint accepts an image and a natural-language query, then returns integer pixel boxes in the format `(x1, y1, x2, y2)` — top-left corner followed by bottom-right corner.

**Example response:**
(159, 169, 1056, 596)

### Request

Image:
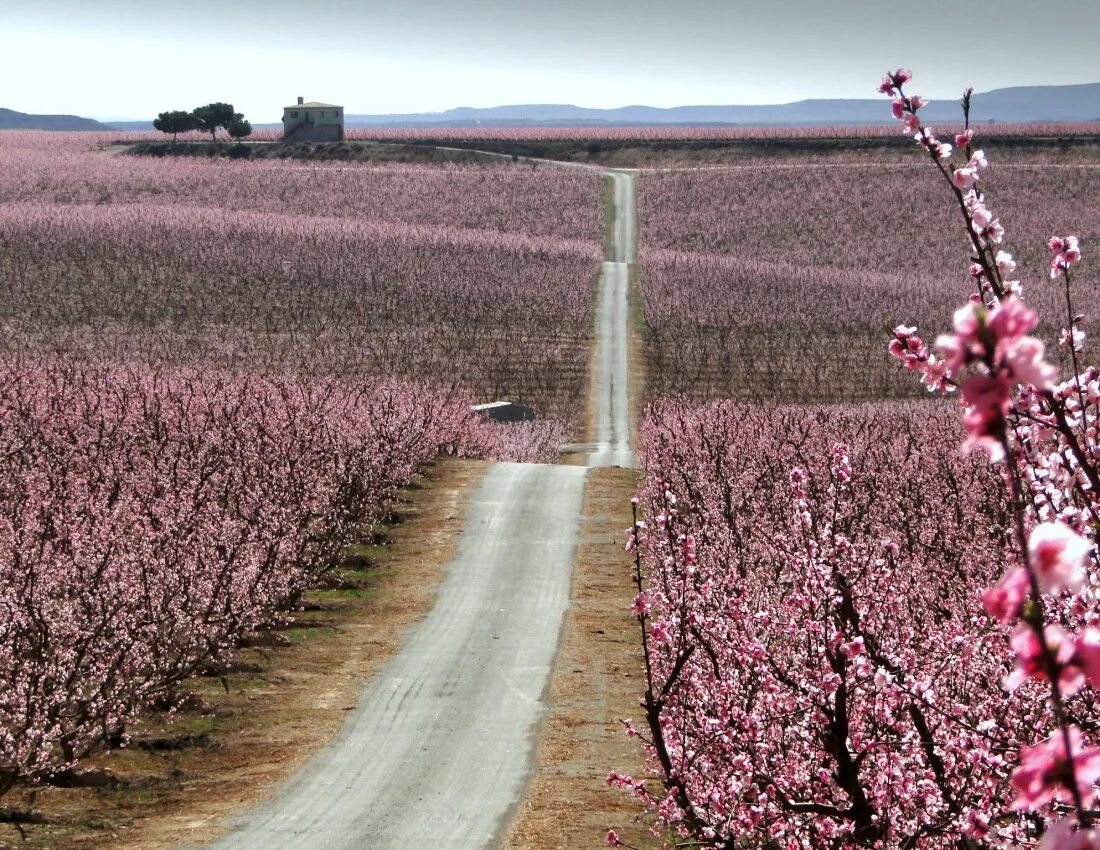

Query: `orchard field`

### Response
(637, 156, 1100, 401)
(5, 70, 1100, 850)
(616, 75, 1100, 848)
(0, 129, 604, 826)
(0, 132, 603, 428)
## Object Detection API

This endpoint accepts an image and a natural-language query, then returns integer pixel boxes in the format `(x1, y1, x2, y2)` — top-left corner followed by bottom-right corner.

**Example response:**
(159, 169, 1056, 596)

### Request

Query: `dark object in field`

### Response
(472, 401, 536, 423)
(49, 768, 120, 788)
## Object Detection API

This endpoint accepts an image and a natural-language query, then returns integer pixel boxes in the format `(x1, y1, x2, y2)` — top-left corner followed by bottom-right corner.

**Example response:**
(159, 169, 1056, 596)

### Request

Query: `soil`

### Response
(0, 459, 487, 850)
(501, 466, 655, 850)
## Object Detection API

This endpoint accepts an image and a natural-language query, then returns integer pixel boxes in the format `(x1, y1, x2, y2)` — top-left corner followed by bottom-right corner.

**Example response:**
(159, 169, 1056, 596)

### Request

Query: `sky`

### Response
(3, 0, 1100, 121)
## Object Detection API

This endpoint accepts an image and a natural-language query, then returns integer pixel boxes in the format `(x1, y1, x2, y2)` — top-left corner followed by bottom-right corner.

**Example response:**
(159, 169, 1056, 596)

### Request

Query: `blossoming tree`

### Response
(614, 69, 1100, 848)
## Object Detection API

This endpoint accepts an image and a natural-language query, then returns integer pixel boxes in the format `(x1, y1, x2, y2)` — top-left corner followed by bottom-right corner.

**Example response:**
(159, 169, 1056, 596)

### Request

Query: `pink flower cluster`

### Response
(1051, 236, 1083, 279)
(888, 325, 952, 393)
(884, 69, 1100, 845)
(616, 68, 1100, 850)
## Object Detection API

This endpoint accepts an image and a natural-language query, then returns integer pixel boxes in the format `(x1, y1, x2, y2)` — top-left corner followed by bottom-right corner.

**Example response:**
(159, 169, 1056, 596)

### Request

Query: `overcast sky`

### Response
(3, 0, 1099, 120)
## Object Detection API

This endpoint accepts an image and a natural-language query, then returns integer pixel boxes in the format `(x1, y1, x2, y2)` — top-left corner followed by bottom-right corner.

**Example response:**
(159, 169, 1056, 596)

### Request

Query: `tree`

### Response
(152, 110, 196, 142)
(227, 115, 252, 144)
(613, 67, 1100, 850)
(191, 102, 237, 141)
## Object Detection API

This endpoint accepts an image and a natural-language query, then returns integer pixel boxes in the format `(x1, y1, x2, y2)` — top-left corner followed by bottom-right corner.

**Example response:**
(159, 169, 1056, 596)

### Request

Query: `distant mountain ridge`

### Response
(0, 107, 109, 131)
(342, 83, 1100, 128)
(26, 82, 1100, 132)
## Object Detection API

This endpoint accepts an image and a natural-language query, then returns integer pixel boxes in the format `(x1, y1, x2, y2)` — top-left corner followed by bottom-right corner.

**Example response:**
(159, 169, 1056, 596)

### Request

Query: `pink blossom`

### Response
(987, 296, 1038, 343)
(952, 166, 980, 190)
(935, 333, 967, 377)
(956, 129, 975, 147)
(1039, 820, 1100, 850)
(877, 69, 912, 95)
(1006, 336, 1059, 390)
(972, 207, 994, 230)
(1011, 726, 1100, 810)
(982, 567, 1030, 623)
(921, 356, 953, 393)
(934, 303, 983, 374)
(961, 374, 1012, 458)
(1028, 521, 1091, 594)
(1006, 624, 1078, 692)
(1061, 327, 1086, 352)
(1072, 629, 1100, 691)
(1050, 235, 1083, 278)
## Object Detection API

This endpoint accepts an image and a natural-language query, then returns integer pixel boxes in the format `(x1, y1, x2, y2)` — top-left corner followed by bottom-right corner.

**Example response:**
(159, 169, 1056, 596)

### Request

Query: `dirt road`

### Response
(202, 170, 637, 849)
(204, 463, 586, 849)
(590, 172, 636, 469)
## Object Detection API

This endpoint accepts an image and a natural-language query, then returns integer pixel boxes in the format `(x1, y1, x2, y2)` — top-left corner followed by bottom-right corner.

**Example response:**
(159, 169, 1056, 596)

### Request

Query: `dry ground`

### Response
(0, 459, 486, 850)
(502, 466, 654, 850)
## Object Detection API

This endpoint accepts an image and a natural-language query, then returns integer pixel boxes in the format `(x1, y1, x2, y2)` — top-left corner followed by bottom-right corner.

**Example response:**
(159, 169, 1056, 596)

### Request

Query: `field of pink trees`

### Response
(0, 132, 602, 425)
(0, 359, 510, 796)
(614, 71, 1100, 848)
(618, 403, 1024, 843)
(0, 132, 599, 798)
(0, 133, 600, 241)
(637, 157, 1100, 401)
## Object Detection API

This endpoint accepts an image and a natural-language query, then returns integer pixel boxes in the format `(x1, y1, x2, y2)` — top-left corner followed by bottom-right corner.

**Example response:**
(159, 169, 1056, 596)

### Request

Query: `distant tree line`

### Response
(153, 103, 252, 143)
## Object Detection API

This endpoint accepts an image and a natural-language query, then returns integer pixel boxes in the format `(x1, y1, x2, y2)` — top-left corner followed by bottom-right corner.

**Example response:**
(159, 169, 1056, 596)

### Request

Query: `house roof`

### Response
(285, 101, 342, 109)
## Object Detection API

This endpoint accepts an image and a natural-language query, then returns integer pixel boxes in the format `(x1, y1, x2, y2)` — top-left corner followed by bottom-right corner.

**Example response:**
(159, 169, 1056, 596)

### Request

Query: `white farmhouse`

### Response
(282, 97, 345, 142)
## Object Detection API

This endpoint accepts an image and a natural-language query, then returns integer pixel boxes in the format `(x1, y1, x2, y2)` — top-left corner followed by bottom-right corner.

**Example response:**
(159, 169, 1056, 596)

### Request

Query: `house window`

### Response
(321, 111, 325, 118)
(292, 111, 298, 118)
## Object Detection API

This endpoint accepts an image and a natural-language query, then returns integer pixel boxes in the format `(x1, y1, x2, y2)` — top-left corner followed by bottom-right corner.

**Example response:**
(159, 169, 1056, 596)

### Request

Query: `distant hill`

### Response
(340, 83, 1100, 128)
(0, 107, 110, 131)
(89, 82, 1100, 132)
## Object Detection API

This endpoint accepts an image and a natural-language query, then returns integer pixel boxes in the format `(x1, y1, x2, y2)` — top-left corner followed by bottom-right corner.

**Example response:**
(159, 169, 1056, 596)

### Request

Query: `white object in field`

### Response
(471, 401, 536, 423)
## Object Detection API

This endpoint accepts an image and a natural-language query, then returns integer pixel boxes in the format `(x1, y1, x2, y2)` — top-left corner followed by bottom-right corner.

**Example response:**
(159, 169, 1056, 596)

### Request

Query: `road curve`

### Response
(201, 167, 637, 850)
(204, 463, 586, 850)
(589, 171, 636, 469)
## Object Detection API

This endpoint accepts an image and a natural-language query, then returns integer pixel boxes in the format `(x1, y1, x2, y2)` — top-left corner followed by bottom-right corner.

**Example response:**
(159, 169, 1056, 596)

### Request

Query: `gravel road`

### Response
(589, 171, 636, 469)
(202, 169, 636, 849)
(204, 463, 585, 849)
